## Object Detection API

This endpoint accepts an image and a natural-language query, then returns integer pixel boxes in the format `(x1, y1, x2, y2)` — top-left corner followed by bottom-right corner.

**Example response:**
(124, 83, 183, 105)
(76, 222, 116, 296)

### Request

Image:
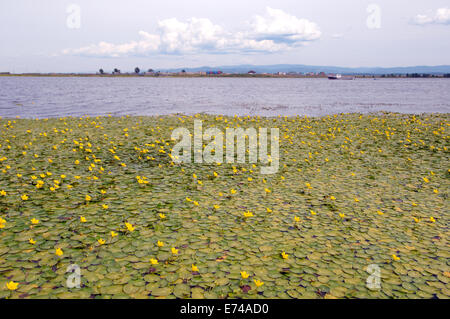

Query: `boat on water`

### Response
(328, 73, 354, 80)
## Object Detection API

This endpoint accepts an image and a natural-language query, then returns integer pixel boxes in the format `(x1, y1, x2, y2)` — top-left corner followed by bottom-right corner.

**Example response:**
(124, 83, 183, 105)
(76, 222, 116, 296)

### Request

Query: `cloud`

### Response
(412, 7, 450, 25)
(62, 7, 321, 57)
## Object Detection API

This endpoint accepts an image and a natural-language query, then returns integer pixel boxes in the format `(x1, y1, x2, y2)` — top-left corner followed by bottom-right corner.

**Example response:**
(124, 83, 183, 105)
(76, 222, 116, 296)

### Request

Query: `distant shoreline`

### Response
(1, 73, 449, 79)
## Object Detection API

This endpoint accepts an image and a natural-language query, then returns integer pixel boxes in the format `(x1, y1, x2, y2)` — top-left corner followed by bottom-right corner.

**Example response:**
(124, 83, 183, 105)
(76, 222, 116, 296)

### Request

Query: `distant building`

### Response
(248, 70, 256, 74)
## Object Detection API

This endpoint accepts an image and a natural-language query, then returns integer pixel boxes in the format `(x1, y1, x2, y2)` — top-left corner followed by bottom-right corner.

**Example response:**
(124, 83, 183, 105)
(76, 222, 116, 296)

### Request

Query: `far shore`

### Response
(1, 73, 449, 79)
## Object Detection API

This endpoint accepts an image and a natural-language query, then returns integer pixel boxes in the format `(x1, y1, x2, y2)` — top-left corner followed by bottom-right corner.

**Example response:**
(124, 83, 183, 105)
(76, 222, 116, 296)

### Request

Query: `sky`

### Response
(0, 0, 449, 73)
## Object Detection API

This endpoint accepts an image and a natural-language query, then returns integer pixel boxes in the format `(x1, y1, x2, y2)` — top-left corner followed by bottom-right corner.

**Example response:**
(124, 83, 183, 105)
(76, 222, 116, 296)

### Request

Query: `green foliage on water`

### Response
(0, 112, 448, 299)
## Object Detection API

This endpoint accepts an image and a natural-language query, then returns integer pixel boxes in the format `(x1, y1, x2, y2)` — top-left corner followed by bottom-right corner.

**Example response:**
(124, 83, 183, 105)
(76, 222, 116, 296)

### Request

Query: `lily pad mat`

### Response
(0, 112, 448, 299)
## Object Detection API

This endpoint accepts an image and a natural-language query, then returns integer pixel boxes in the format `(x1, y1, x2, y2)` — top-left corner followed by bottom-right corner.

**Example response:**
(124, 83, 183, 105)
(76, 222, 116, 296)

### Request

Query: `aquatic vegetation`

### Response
(0, 112, 448, 299)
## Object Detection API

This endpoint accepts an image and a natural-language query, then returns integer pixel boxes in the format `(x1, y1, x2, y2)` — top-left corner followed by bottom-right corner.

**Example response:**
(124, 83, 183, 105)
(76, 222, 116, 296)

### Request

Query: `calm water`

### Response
(0, 76, 449, 118)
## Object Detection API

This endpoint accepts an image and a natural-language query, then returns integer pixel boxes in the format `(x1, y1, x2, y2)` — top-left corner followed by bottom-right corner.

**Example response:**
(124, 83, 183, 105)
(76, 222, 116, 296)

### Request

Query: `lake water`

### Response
(0, 76, 449, 118)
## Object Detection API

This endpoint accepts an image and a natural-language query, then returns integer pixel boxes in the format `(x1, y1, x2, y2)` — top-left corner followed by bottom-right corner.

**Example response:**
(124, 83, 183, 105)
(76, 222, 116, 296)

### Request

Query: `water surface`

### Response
(0, 77, 449, 118)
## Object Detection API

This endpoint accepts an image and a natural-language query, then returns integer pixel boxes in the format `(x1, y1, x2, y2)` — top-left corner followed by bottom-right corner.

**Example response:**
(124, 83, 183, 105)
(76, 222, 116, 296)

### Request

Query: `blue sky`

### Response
(1, 0, 449, 72)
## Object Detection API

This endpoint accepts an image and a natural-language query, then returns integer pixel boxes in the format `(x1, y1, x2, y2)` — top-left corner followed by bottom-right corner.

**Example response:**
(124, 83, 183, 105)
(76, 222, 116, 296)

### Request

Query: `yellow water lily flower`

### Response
(55, 248, 63, 256)
(281, 251, 289, 259)
(21, 194, 29, 201)
(191, 264, 199, 272)
(254, 279, 264, 287)
(125, 222, 135, 232)
(98, 238, 105, 245)
(29, 238, 36, 244)
(157, 240, 164, 247)
(110, 231, 118, 237)
(6, 281, 19, 291)
(339, 213, 346, 218)
(85, 194, 92, 201)
(330, 196, 336, 200)
(230, 189, 236, 194)
(310, 210, 316, 216)
(80, 216, 87, 223)
(102, 204, 108, 209)
(213, 204, 220, 210)
(423, 177, 429, 183)
(294, 216, 301, 222)
(30, 218, 39, 225)
(266, 208, 272, 213)
(377, 210, 384, 215)
(171, 247, 179, 254)
(429, 217, 436, 223)
(240, 271, 249, 279)
(392, 254, 400, 261)
(264, 188, 271, 193)
(159, 213, 166, 219)
(243, 211, 253, 218)
(150, 258, 158, 265)
(0, 190, 6, 196)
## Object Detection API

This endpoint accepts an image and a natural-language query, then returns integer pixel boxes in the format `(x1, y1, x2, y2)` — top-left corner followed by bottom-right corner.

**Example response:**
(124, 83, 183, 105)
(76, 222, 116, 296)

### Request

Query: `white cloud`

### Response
(62, 7, 320, 57)
(412, 7, 450, 25)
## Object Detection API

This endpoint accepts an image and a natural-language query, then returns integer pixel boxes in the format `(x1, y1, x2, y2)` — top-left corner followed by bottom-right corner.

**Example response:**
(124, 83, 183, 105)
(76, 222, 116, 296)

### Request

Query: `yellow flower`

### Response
(354, 198, 359, 202)
(264, 188, 271, 193)
(294, 216, 301, 222)
(423, 177, 429, 183)
(213, 205, 220, 210)
(433, 189, 439, 194)
(254, 279, 264, 287)
(110, 231, 118, 237)
(171, 247, 179, 254)
(413, 217, 420, 223)
(97, 238, 105, 245)
(213, 172, 218, 177)
(100, 189, 107, 194)
(21, 194, 29, 201)
(6, 281, 19, 291)
(185, 197, 192, 202)
(159, 213, 166, 219)
(30, 218, 39, 225)
(310, 210, 316, 216)
(330, 196, 336, 200)
(80, 216, 87, 223)
(230, 189, 236, 194)
(55, 248, 63, 256)
(377, 210, 384, 215)
(125, 222, 135, 232)
(281, 251, 289, 259)
(102, 204, 108, 210)
(266, 208, 272, 213)
(60, 174, 66, 179)
(85, 194, 92, 201)
(191, 264, 199, 272)
(243, 211, 253, 218)
(29, 238, 36, 245)
(429, 217, 435, 223)
(157, 240, 164, 247)
(240, 271, 249, 279)
(392, 254, 400, 261)
(248, 177, 253, 182)
(339, 213, 346, 218)
(0, 190, 6, 196)
(150, 258, 158, 265)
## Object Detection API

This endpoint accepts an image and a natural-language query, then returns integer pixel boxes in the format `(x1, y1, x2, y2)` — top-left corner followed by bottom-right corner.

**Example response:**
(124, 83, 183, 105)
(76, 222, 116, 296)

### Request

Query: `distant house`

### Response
(248, 70, 256, 74)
